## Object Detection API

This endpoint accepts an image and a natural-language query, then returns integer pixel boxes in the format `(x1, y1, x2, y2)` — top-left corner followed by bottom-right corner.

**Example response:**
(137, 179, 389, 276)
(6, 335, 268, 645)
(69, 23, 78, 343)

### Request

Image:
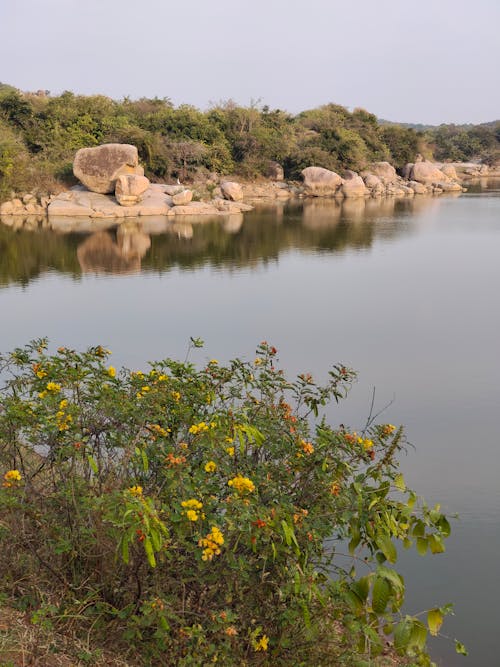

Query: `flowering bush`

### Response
(0, 340, 457, 665)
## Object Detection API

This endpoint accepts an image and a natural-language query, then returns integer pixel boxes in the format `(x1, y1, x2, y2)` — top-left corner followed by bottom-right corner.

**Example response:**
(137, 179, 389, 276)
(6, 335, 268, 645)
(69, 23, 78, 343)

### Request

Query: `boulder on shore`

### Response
(301, 166, 343, 196)
(115, 174, 150, 206)
(341, 171, 368, 198)
(368, 161, 397, 183)
(73, 144, 144, 194)
(410, 161, 449, 185)
(221, 181, 244, 201)
(268, 161, 284, 181)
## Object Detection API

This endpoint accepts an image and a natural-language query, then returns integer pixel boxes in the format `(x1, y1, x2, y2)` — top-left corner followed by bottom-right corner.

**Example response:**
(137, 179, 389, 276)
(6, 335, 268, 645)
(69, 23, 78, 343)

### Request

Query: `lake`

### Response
(1, 180, 499, 665)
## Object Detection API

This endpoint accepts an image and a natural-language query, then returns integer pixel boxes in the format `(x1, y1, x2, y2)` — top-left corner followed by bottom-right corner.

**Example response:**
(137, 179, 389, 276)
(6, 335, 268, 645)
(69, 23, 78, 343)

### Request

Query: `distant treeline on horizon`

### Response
(0, 82, 498, 199)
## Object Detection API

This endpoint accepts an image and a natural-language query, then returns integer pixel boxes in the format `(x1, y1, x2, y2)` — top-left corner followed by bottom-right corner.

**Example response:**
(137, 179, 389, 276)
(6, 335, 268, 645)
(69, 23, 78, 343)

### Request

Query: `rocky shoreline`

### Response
(1, 143, 499, 224)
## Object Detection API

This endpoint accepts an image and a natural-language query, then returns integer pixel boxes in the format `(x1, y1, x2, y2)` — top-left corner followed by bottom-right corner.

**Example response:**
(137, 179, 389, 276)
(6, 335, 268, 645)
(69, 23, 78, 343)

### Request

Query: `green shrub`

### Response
(0, 340, 456, 665)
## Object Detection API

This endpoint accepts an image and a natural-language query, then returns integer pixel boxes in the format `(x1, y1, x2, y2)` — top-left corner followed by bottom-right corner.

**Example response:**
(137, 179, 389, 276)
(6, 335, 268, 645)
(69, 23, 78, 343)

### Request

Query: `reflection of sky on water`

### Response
(1, 188, 500, 666)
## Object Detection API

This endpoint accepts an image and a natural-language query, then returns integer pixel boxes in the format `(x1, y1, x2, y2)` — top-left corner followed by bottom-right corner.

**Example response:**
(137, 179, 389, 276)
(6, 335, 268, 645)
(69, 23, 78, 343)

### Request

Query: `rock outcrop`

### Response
(73, 144, 144, 194)
(368, 161, 397, 183)
(115, 174, 150, 206)
(221, 181, 244, 201)
(409, 161, 449, 185)
(172, 189, 193, 206)
(341, 171, 368, 198)
(301, 167, 343, 196)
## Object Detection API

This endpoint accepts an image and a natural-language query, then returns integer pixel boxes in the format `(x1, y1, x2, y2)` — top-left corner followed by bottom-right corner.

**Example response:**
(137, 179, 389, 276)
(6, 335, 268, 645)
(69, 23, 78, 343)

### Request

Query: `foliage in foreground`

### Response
(0, 340, 461, 665)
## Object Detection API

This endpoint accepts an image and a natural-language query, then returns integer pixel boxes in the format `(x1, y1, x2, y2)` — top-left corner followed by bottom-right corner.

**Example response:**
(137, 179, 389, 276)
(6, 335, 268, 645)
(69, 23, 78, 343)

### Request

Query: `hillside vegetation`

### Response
(0, 83, 498, 200)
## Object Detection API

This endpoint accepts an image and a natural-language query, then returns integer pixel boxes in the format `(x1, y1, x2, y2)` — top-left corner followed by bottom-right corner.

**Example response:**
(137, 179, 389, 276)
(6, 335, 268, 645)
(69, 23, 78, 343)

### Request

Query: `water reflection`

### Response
(0, 195, 456, 287)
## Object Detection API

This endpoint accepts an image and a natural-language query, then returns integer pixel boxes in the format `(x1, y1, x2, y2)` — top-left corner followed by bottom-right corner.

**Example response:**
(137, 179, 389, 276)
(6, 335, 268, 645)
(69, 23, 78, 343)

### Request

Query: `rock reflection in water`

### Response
(0, 195, 455, 287)
(77, 225, 151, 275)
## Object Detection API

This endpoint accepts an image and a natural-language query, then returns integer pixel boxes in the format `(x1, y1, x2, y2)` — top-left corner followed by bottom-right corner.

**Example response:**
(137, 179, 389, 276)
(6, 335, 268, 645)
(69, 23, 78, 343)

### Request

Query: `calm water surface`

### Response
(1, 181, 499, 666)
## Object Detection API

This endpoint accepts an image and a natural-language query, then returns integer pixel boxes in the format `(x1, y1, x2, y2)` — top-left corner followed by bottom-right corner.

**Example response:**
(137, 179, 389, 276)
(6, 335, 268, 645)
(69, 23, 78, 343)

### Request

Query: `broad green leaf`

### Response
(394, 619, 411, 654)
(416, 537, 428, 556)
(438, 515, 451, 537)
(427, 608, 443, 636)
(141, 448, 149, 472)
(372, 576, 391, 613)
(409, 619, 427, 650)
(428, 534, 445, 554)
(377, 566, 404, 593)
(455, 640, 468, 655)
(376, 534, 397, 563)
(351, 576, 370, 603)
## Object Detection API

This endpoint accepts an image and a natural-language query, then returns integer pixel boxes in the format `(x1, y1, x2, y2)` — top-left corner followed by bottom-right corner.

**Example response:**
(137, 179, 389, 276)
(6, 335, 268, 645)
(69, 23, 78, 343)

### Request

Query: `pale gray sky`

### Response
(1, 0, 498, 124)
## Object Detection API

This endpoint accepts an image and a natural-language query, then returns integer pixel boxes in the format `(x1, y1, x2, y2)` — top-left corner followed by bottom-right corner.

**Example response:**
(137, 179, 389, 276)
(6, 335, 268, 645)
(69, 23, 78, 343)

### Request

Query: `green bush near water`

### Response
(0, 339, 463, 665)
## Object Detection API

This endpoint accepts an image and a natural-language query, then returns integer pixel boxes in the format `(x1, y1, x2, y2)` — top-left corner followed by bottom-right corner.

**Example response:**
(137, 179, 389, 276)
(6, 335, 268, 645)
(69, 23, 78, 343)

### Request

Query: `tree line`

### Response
(0, 83, 498, 199)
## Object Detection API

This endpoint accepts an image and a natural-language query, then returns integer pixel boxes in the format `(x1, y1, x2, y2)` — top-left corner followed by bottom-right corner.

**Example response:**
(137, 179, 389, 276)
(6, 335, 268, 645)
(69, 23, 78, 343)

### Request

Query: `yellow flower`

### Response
(199, 526, 224, 561)
(299, 440, 314, 455)
(46, 382, 61, 393)
(129, 485, 143, 496)
(205, 461, 217, 473)
(59, 399, 68, 410)
(228, 475, 255, 494)
(383, 424, 396, 435)
(4, 470, 21, 482)
(358, 437, 373, 450)
(107, 366, 116, 378)
(181, 499, 203, 510)
(209, 359, 218, 365)
(225, 447, 235, 457)
(158, 374, 169, 382)
(186, 509, 199, 521)
(254, 358, 262, 366)
(150, 423, 170, 437)
(36, 369, 47, 379)
(254, 634, 269, 652)
(171, 391, 181, 402)
(189, 422, 209, 435)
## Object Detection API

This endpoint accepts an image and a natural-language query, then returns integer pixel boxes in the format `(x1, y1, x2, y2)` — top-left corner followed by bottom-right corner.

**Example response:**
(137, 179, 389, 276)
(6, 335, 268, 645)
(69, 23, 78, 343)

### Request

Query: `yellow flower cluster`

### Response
(182, 498, 204, 521)
(171, 390, 181, 402)
(56, 399, 73, 431)
(129, 485, 143, 496)
(299, 440, 314, 455)
(136, 386, 151, 399)
(199, 526, 224, 561)
(253, 634, 269, 652)
(204, 461, 217, 473)
(38, 381, 61, 399)
(383, 424, 396, 435)
(3, 469, 22, 487)
(150, 423, 170, 437)
(357, 436, 373, 450)
(107, 366, 116, 378)
(225, 446, 235, 457)
(189, 421, 215, 435)
(228, 475, 255, 494)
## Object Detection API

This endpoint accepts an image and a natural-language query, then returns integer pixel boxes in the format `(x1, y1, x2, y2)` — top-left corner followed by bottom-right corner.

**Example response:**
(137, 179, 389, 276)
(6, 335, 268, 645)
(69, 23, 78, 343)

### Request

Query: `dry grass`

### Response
(0, 606, 134, 667)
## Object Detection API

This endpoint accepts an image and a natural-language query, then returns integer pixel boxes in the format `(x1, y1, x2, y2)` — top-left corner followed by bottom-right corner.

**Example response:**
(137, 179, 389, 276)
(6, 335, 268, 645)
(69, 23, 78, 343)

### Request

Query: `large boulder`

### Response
(172, 189, 193, 206)
(115, 174, 150, 206)
(369, 161, 397, 183)
(410, 161, 448, 185)
(73, 144, 143, 194)
(401, 163, 414, 180)
(440, 164, 459, 180)
(301, 166, 343, 196)
(341, 171, 368, 198)
(221, 181, 244, 201)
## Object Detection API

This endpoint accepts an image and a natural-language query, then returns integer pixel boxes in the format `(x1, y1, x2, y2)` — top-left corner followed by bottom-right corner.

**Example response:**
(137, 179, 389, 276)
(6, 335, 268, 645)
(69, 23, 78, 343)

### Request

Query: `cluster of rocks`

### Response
(300, 158, 465, 200)
(0, 192, 54, 216)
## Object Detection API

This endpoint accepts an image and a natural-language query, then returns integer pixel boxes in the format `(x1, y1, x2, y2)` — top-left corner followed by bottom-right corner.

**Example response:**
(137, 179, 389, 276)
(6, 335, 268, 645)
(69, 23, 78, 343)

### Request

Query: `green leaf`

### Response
(428, 534, 445, 554)
(416, 537, 428, 556)
(427, 608, 443, 636)
(121, 537, 129, 564)
(144, 537, 156, 568)
(409, 619, 427, 651)
(351, 576, 370, 603)
(141, 448, 149, 472)
(394, 473, 406, 492)
(438, 515, 451, 537)
(394, 619, 411, 654)
(372, 576, 391, 613)
(377, 566, 404, 593)
(376, 534, 397, 563)
(87, 455, 98, 474)
(455, 640, 468, 655)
